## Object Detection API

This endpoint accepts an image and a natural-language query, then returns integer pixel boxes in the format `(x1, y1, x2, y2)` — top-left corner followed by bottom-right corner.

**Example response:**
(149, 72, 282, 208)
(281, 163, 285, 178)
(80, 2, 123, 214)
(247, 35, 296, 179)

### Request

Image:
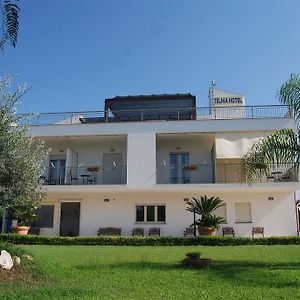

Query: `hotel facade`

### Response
(23, 88, 300, 237)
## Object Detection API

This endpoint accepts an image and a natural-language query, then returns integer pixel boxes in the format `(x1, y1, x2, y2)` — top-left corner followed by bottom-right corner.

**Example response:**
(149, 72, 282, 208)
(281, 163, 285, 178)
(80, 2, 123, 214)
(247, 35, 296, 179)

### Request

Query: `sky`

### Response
(1, 0, 300, 113)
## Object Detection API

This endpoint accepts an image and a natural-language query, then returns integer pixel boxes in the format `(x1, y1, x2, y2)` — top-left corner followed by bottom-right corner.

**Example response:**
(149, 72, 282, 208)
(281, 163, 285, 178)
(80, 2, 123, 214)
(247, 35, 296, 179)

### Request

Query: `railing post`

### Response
(177, 109, 180, 120)
(105, 110, 109, 123)
(141, 109, 144, 121)
(251, 106, 254, 118)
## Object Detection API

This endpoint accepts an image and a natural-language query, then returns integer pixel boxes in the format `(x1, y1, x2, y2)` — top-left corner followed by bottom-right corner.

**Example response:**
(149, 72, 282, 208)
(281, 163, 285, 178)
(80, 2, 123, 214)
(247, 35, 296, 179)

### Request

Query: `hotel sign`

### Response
(213, 97, 243, 105)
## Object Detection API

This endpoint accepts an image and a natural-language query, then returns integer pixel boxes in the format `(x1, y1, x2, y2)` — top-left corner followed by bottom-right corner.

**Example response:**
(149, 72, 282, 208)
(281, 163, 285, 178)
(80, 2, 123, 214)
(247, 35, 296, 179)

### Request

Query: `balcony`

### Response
(156, 163, 298, 184)
(17, 105, 293, 126)
(41, 166, 127, 185)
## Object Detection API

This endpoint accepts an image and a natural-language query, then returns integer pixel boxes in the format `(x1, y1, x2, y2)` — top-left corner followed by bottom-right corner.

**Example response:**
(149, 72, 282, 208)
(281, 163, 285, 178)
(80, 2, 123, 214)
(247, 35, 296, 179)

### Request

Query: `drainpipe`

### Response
(294, 191, 299, 236)
(1, 207, 6, 234)
(193, 208, 196, 236)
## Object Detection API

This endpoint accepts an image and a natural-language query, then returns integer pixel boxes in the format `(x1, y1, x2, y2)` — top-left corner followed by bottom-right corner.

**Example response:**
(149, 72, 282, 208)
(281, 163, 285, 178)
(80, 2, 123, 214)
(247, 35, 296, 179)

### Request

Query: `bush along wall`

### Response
(0, 234, 300, 246)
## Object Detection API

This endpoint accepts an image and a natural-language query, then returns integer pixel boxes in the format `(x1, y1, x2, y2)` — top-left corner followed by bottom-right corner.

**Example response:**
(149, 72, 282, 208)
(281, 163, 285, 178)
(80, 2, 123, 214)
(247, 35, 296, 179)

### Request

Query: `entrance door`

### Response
(170, 152, 190, 183)
(60, 202, 80, 236)
(103, 153, 123, 184)
(49, 156, 66, 185)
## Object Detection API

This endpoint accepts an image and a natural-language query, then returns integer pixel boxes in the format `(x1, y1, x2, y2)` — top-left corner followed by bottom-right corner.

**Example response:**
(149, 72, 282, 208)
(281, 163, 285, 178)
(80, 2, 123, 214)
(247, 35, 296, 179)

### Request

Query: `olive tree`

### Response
(0, 75, 47, 229)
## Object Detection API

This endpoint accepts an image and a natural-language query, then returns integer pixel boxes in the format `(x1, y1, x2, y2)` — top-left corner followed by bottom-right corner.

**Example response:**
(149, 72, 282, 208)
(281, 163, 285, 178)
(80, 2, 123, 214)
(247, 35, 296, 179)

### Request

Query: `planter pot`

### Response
(198, 226, 217, 236)
(183, 165, 198, 171)
(11, 226, 30, 235)
(182, 258, 212, 268)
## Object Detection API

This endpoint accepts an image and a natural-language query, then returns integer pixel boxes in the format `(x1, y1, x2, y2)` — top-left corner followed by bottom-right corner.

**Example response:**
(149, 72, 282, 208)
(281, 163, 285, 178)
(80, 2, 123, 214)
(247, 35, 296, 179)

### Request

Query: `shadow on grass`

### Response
(75, 260, 300, 289)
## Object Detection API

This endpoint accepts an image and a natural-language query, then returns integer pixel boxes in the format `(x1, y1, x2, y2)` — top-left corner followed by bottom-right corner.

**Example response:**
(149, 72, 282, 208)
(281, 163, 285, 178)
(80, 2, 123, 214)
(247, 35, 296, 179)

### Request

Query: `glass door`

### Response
(170, 152, 190, 183)
(49, 157, 66, 185)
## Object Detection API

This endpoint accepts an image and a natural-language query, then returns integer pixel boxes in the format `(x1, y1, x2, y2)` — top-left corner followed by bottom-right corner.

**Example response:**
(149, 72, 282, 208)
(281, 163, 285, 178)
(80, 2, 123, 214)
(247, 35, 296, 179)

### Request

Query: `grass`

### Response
(0, 245, 299, 299)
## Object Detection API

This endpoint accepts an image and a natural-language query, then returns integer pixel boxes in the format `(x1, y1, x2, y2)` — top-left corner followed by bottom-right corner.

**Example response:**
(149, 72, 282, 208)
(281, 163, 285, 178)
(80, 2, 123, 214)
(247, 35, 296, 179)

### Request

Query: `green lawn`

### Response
(0, 245, 300, 299)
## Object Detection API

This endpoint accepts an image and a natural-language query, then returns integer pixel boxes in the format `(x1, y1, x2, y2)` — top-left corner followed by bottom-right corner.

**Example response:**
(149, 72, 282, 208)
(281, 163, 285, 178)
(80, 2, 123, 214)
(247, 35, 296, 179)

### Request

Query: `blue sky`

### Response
(1, 0, 300, 113)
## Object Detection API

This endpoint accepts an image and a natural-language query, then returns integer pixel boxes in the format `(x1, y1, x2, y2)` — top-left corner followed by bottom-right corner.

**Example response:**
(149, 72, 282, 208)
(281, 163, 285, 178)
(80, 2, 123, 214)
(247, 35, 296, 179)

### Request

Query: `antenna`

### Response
(209, 80, 217, 107)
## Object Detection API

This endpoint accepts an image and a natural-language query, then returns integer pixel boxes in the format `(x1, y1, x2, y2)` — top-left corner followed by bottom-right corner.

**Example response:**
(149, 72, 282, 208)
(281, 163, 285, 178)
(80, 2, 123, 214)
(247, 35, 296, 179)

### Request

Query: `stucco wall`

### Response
(41, 190, 297, 237)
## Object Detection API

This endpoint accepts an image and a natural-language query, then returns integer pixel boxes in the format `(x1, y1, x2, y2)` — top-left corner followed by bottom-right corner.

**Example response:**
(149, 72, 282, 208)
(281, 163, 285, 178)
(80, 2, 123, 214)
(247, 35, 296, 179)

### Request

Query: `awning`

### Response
(215, 132, 272, 158)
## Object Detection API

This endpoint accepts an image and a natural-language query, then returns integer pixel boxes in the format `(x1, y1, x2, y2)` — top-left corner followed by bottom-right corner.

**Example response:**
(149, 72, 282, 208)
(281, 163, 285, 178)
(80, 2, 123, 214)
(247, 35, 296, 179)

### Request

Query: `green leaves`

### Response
(0, 0, 20, 50)
(241, 129, 300, 183)
(0, 75, 48, 222)
(186, 195, 224, 216)
(279, 73, 300, 124)
(186, 195, 225, 228)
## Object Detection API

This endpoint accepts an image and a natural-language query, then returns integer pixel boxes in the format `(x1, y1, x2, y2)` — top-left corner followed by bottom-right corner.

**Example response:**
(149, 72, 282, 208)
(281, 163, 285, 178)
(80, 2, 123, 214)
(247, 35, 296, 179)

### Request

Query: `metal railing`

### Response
(156, 163, 299, 184)
(17, 105, 293, 126)
(41, 166, 127, 185)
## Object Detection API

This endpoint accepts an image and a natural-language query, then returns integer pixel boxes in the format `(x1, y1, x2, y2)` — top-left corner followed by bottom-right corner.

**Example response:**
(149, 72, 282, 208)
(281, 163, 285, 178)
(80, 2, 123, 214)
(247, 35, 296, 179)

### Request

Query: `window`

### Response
(136, 205, 166, 223)
(136, 206, 144, 222)
(31, 205, 54, 228)
(235, 203, 252, 223)
(214, 204, 227, 223)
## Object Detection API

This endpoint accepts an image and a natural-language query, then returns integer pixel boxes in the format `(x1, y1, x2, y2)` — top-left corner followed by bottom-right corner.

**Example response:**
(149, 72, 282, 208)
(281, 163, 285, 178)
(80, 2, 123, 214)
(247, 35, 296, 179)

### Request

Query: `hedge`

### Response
(0, 234, 300, 246)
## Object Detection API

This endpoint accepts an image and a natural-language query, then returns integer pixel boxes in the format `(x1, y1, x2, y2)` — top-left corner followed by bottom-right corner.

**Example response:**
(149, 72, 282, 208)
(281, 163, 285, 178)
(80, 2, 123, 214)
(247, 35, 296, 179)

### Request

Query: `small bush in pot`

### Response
(186, 195, 225, 236)
(182, 251, 211, 268)
(11, 202, 38, 235)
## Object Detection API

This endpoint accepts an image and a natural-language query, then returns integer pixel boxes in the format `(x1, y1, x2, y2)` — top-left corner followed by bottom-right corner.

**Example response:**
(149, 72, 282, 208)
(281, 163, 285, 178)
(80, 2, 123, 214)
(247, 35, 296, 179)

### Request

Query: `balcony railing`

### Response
(41, 166, 127, 185)
(17, 105, 293, 126)
(156, 163, 299, 184)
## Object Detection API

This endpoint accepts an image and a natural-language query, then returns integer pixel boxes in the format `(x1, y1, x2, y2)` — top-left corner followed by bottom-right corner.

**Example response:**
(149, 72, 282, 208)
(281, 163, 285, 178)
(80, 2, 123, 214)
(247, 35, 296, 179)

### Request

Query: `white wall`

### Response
(127, 133, 156, 188)
(28, 117, 296, 138)
(41, 190, 298, 237)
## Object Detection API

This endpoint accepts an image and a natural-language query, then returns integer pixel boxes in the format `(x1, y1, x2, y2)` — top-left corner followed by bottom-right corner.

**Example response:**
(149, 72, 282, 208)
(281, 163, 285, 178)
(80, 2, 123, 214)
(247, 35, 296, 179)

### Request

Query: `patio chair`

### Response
(28, 227, 40, 235)
(184, 227, 195, 236)
(252, 227, 264, 238)
(132, 228, 144, 237)
(149, 227, 160, 237)
(97, 227, 121, 236)
(222, 227, 235, 237)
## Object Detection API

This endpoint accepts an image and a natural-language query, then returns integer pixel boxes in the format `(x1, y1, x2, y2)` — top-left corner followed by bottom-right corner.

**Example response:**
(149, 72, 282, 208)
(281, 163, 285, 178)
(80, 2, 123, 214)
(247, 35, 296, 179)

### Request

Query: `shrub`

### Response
(0, 234, 299, 246)
(185, 252, 201, 260)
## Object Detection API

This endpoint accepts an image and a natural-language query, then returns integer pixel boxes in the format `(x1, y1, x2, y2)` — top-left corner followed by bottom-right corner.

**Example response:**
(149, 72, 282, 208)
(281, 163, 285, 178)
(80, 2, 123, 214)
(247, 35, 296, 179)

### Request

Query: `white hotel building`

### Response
(24, 88, 300, 237)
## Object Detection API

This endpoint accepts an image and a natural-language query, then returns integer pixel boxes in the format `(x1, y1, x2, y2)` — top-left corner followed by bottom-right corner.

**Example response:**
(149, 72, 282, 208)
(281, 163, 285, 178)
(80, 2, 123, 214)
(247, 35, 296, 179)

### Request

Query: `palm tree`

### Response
(186, 195, 225, 234)
(0, 0, 20, 50)
(241, 74, 300, 183)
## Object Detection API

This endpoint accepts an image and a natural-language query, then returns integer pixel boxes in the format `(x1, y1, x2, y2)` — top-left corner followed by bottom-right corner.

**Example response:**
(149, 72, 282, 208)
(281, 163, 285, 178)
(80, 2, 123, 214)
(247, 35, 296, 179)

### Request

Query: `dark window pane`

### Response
(32, 205, 54, 228)
(147, 206, 155, 222)
(157, 206, 166, 222)
(136, 206, 144, 222)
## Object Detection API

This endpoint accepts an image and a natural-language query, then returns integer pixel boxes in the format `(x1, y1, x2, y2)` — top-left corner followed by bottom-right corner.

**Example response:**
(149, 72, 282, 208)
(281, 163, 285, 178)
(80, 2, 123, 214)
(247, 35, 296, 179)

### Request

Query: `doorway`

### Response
(49, 155, 66, 185)
(170, 152, 190, 183)
(60, 202, 80, 236)
(103, 153, 123, 184)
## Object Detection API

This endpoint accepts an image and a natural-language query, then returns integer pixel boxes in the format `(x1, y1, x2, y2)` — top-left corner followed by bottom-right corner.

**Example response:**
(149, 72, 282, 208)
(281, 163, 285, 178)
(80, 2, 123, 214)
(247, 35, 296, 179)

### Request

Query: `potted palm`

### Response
(186, 195, 225, 236)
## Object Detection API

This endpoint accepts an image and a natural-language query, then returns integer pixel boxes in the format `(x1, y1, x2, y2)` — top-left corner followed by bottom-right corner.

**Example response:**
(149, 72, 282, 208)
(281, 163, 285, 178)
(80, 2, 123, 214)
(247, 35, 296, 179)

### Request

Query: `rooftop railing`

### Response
(17, 105, 293, 126)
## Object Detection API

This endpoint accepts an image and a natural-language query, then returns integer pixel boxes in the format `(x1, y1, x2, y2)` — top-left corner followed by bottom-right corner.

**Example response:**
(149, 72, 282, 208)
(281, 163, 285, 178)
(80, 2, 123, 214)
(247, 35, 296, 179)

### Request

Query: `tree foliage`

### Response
(0, 0, 20, 50)
(0, 75, 48, 223)
(241, 74, 300, 183)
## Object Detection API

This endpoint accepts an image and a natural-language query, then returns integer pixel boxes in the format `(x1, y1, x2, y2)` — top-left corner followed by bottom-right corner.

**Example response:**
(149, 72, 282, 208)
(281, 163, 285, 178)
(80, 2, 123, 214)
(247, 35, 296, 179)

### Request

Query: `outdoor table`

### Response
(271, 171, 282, 181)
(81, 174, 91, 184)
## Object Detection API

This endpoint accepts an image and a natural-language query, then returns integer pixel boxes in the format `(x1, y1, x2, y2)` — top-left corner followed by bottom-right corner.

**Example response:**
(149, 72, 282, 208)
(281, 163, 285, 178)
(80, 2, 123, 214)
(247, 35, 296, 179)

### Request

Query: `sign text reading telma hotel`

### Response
(213, 97, 243, 104)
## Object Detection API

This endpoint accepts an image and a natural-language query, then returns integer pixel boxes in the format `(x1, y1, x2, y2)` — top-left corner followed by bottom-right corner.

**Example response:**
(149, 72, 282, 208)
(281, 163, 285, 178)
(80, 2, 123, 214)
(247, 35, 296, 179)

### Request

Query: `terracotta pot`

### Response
(183, 165, 198, 171)
(182, 258, 212, 268)
(198, 226, 217, 236)
(11, 226, 30, 235)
